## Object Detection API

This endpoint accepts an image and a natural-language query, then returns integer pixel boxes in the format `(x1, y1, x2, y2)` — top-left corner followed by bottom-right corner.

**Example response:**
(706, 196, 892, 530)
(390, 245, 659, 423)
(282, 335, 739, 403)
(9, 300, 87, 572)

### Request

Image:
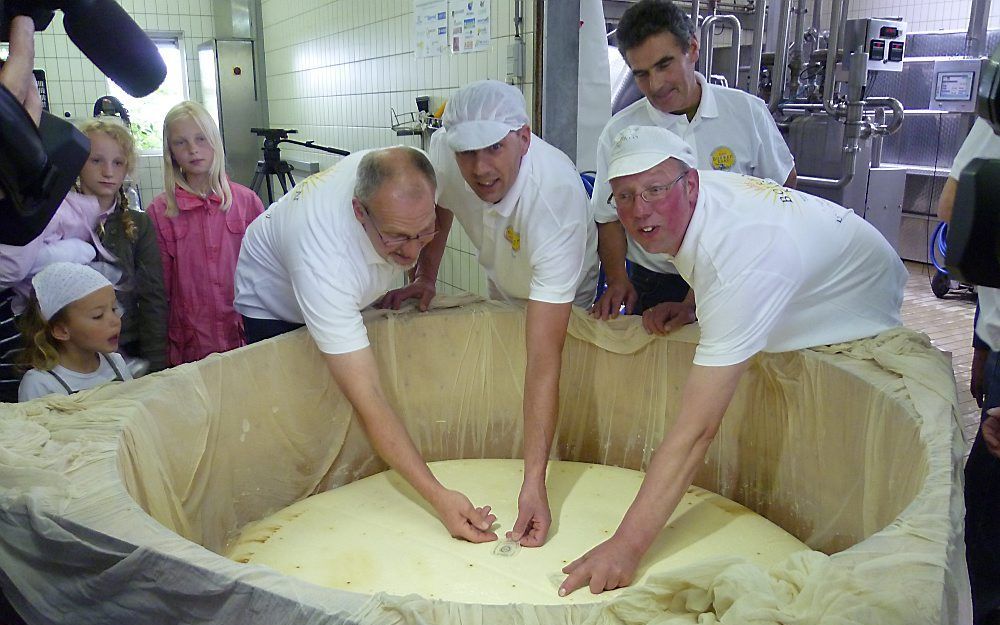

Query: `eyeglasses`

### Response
(608, 170, 688, 209)
(359, 202, 439, 248)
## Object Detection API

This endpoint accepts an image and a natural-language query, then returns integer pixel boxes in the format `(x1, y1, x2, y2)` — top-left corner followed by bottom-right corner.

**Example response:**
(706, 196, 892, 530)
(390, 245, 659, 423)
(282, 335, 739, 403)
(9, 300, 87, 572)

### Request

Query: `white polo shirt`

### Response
(234, 151, 401, 355)
(671, 172, 905, 367)
(429, 129, 600, 309)
(950, 118, 1000, 351)
(592, 72, 795, 274)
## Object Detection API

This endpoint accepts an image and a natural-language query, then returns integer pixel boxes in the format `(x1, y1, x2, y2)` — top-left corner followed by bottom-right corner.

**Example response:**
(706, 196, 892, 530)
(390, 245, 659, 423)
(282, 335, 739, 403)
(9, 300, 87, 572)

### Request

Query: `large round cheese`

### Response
(227, 460, 808, 605)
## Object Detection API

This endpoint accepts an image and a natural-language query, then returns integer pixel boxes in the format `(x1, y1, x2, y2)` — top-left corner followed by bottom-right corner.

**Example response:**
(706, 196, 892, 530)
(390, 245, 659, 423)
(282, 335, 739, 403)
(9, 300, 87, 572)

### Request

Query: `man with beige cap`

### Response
(558, 125, 905, 596)
(380, 79, 600, 548)
(591, 0, 796, 333)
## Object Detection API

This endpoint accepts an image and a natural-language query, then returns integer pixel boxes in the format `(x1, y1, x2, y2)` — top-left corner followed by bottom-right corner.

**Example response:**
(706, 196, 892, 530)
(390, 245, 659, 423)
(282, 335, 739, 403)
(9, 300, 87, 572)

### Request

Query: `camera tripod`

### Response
(249, 128, 349, 205)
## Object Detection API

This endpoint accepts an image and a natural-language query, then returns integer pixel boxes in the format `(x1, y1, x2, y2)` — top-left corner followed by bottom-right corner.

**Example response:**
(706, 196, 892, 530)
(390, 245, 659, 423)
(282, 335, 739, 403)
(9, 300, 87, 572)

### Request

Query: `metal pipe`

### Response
(796, 148, 858, 188)
(691, 0, 700, 29)
(747, 0, 766, 94)
(865, 96, 905, 135)
(870, 107, 885, 168)
(767, 0, 794, 112)
(713, 14, 743, 88)
(821, 0, 846, 117)
(778, 97, 904, 134)
(702, 15, 718, 77)
(837, 0, 850, 54)
(703, 15, 742, 87)
(966, 0, 991, 57)
(788, 0, 806, 97)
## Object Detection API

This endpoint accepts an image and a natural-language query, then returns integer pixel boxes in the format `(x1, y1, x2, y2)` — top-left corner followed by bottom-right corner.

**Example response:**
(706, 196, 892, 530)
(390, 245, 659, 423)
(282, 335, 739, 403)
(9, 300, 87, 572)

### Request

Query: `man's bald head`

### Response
(354, 146, 436, 210)
(352, 146, 438, 267)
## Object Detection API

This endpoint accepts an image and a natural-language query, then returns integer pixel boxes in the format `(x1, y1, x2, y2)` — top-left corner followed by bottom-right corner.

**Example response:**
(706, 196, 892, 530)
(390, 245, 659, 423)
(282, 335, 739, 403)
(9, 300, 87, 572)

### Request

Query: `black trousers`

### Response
(966, 349, 1000, 624)
(627, 262, 691, 314)
(242, 316, 305, 344)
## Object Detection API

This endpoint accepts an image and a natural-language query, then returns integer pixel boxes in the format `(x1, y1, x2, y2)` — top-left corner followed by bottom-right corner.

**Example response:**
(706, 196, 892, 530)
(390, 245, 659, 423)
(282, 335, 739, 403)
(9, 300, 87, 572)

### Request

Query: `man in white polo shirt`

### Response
(591, 0, 796, 335)
(380, 80, 600, 549)
(234, 147, 498, 544)
(559, 125, 904, 597)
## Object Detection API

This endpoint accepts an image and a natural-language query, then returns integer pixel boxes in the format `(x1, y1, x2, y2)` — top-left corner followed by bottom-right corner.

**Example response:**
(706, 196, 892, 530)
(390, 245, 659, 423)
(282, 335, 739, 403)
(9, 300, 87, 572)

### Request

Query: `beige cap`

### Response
(607, 125, 697, 181)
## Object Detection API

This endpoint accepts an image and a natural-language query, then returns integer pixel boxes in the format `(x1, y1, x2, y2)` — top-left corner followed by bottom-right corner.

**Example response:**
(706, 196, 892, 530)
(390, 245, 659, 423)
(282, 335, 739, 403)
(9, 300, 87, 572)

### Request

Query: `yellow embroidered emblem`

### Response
(710, 146, 736, 171)
(290, 162, 340, 200)
(740, 175, 795, 205)
(504, 226, 521, 252)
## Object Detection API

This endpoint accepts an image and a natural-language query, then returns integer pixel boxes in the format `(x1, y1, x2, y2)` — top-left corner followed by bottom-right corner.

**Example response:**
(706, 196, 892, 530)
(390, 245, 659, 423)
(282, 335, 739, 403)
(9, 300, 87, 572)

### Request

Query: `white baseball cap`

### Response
(607, 125, 697, 181)
(31, 262, 113, 321)
(442, 80, 530, 152)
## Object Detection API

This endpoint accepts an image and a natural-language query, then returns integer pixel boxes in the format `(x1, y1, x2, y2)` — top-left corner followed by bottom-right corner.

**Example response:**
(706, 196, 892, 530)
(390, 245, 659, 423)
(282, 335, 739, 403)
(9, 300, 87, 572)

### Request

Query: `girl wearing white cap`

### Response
(17, 262, 133, 401)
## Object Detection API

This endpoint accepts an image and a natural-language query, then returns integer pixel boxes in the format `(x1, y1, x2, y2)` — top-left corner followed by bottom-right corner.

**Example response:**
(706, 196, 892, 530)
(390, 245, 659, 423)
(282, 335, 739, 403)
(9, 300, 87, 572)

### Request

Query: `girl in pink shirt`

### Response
(147, 101, 264, 366)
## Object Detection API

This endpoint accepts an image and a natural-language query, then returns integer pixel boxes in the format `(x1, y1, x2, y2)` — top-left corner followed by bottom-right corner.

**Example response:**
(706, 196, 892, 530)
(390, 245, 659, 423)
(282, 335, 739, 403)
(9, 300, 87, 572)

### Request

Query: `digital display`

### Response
(879, 26, 900, 38)
(935, 71, 975, 101)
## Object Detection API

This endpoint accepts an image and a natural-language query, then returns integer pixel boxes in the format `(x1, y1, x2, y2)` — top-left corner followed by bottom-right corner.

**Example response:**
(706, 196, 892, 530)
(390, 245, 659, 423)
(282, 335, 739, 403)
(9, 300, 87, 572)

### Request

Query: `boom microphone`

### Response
(1, 0, 167, 98)
(61, 0, 167, 97)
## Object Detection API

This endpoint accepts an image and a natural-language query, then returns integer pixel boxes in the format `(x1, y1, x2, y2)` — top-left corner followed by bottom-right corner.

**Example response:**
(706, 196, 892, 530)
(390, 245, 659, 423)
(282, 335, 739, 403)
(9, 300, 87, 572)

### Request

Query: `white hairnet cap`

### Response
(31, 262, 113, 321)
(442, 80, 530, 151)
(607, 125, 697, 181)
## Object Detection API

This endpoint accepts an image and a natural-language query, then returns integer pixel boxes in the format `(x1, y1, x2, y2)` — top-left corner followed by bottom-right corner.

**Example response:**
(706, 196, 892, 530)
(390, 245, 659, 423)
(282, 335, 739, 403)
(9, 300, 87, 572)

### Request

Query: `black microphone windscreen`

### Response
(61, 0, 167, 97)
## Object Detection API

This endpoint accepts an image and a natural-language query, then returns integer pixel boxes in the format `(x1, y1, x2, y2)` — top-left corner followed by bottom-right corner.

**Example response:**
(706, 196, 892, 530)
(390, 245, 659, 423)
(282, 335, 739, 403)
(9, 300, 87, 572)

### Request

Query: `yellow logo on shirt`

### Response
(741, 176, 796, 205)
(505, 226, 521, 252)
(710, 146, 736, 171)
(290, 164, 340, 200)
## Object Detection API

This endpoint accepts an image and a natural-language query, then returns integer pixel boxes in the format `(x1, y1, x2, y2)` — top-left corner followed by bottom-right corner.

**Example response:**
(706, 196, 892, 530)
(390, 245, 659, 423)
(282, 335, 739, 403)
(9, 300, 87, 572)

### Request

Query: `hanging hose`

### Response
(929, 221, 949, 274)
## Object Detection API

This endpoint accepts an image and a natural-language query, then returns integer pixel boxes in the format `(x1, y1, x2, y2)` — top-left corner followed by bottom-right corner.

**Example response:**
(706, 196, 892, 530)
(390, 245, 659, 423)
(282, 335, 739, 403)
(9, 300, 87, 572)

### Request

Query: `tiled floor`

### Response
(901, 261, 981, 448)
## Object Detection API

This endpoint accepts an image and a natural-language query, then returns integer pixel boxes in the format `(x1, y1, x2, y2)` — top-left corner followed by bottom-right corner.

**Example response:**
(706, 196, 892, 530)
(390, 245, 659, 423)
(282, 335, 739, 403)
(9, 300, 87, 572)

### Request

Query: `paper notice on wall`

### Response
(414, 0, 449, 58)
(449, 0, 490, 54)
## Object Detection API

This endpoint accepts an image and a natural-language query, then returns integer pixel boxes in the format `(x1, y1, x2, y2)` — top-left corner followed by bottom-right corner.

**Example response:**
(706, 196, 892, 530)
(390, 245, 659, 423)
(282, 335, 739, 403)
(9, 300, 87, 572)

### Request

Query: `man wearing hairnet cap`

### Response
(380, 80, 600, 549)
(558, 125, 906, 597)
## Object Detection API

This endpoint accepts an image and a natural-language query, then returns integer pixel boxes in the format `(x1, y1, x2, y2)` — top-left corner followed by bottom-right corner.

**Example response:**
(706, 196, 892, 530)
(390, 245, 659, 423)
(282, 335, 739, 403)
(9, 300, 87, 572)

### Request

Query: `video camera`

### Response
(0, 1, 166, 246)
(946, 43, 1000, 288)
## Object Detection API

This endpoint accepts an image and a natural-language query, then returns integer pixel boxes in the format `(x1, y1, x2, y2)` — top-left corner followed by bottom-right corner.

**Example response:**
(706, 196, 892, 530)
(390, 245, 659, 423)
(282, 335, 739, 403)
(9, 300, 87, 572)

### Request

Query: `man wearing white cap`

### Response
(558, 125, 905, 596)
(591, 0, 796, 334)
(380, 79, 600, 548)
(235, 147, 498, 544)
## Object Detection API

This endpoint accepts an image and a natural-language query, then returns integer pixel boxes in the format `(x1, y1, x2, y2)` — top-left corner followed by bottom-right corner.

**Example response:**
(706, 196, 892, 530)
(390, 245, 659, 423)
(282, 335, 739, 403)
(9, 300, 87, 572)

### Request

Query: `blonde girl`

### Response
(18, 262, 133, 401)
(146, 101, 264, 366)
(76, 118, 167, 371)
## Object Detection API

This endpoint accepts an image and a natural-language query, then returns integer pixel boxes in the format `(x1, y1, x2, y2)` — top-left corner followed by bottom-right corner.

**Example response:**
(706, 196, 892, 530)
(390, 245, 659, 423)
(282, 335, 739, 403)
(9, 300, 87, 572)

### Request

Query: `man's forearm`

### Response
(324, 350, 443, 502)
(596, 221, 630, 283)
(413, 206, 454, 283)
(613, 361, 749, 553)
(521, 300, 572, 483)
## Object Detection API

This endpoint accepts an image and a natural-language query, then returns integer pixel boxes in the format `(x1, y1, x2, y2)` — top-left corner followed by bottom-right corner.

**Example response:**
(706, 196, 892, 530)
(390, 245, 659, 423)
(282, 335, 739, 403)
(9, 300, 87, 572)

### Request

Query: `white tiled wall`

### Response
(34, 0, 216, 206)
(260, 0, 536, 296)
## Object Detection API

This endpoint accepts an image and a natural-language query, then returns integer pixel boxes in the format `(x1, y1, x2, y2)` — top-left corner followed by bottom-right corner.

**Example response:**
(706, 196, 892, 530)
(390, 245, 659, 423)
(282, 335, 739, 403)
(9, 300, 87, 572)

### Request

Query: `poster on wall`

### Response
(414, 0, 449, 58)
(449, 0, 490, 54)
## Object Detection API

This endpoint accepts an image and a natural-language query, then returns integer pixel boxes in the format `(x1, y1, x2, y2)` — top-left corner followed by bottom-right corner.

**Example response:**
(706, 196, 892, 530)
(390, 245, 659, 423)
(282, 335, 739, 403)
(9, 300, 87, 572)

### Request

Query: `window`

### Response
(106, 37, 187, 153)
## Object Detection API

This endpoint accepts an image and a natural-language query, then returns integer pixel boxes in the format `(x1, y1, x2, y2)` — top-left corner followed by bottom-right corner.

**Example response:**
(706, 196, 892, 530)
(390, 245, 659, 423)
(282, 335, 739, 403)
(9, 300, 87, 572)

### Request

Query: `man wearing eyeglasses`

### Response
(234, 146, 498, 544)
(558, 124, 904, 597)
(591, 0, 796, 336)
(379, 80, 600, 549)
